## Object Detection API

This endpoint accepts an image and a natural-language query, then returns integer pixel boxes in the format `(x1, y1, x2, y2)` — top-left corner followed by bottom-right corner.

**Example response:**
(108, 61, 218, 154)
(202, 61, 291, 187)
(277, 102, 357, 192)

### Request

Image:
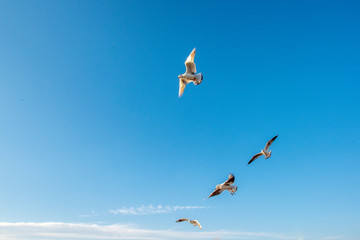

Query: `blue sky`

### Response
(0, 0, 359, 239)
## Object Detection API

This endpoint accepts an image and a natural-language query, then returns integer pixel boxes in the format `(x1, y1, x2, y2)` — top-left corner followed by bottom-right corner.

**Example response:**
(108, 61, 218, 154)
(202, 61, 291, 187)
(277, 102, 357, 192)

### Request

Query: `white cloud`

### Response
(319, 237, 343, 240)
(0, 221, 302, 240)
(109, 205, 205, 215)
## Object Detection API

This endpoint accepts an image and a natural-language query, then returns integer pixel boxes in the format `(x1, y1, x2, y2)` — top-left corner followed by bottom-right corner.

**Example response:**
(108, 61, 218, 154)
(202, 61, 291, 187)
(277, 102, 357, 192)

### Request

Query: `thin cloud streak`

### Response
(0, 222, 302, 240)
(319, 237, 343, 240)
(109, 205, 205, 215)
(78, 210, 97, 218)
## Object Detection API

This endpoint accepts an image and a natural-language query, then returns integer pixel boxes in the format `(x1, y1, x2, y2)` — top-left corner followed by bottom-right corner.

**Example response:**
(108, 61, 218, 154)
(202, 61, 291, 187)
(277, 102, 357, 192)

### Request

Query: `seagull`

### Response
(176, 218, 202, 229)
(178, 48, 203, 97)
(208, 173, 237, 198)
(248, 135, 278, 165)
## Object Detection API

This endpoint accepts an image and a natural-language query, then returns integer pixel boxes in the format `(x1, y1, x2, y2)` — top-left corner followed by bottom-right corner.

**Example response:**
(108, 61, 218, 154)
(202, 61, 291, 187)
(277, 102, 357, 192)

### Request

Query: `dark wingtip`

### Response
(229, 173, 235, 181)
(271, 135, 278, 141)
(231, 173, 235, 181)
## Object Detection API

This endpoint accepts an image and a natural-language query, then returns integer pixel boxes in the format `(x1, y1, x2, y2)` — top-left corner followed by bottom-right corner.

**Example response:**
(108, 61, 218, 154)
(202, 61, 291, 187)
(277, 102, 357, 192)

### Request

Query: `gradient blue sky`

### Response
(0, 1, 359, 239)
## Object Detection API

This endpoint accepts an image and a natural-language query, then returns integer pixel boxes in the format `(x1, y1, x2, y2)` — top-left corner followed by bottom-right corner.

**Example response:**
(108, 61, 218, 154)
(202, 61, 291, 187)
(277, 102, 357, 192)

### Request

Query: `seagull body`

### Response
(176, 218, 202, 229)
(248, 135, 278, 165)
(178, 48, 203, 97)
(208, 174, 237, 198)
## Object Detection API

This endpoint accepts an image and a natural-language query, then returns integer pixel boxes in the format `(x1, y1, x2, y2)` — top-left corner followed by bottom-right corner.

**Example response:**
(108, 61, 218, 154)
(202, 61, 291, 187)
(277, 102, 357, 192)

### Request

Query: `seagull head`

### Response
(178, 74, 183, 79)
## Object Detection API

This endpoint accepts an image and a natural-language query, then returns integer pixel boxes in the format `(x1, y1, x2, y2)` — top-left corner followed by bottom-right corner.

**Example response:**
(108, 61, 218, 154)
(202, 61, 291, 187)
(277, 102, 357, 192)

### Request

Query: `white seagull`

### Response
(208, 173, 237, 198)
(178, 48, 203, 97)
(248, 135, 278, 165)
(176, 218, 202, 229)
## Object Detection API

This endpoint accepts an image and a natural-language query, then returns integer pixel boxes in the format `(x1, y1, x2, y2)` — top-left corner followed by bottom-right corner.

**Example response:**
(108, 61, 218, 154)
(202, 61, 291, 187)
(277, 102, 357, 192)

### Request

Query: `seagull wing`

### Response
(179, 78, 189, 97)
(264, 135, 278, 151)
(223, 173, 235, 185)
(185, 48, 196, 74)
(248, 152, 264, 165)
(193, 220, 202, 229)
(208, 188, 223, 198)
(176, 218, 189, 222)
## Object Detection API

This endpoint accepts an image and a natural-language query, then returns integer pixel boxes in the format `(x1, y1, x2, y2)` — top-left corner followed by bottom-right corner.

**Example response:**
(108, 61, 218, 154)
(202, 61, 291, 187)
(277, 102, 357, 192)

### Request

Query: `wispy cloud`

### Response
(319, 237, 343, 240)
(78, 210, 97, 218)
(109, 205, 205, 215)
(0, 222, 302, 240)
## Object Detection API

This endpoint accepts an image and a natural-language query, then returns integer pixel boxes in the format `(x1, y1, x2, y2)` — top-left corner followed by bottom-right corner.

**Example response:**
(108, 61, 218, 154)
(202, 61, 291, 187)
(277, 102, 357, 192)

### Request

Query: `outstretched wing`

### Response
(179, 78, 189, 97)
(248, 152, 263, 165)
(223, 173, 235, 185)
(193, 220, 202, 229)
(185, 48, 196, 74)
(208, 188, 223, 198)
(176, 218, 189, 222)
(264, 135, 278, 151)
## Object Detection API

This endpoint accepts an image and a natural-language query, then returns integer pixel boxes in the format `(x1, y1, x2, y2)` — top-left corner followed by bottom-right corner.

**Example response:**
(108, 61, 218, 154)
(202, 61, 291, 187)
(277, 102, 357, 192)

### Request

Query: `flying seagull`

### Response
(176, 218, 202, 229)
(208, 173, 237, 198)
(178, 48, 203, 97)
(248, 135, 278, 165)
